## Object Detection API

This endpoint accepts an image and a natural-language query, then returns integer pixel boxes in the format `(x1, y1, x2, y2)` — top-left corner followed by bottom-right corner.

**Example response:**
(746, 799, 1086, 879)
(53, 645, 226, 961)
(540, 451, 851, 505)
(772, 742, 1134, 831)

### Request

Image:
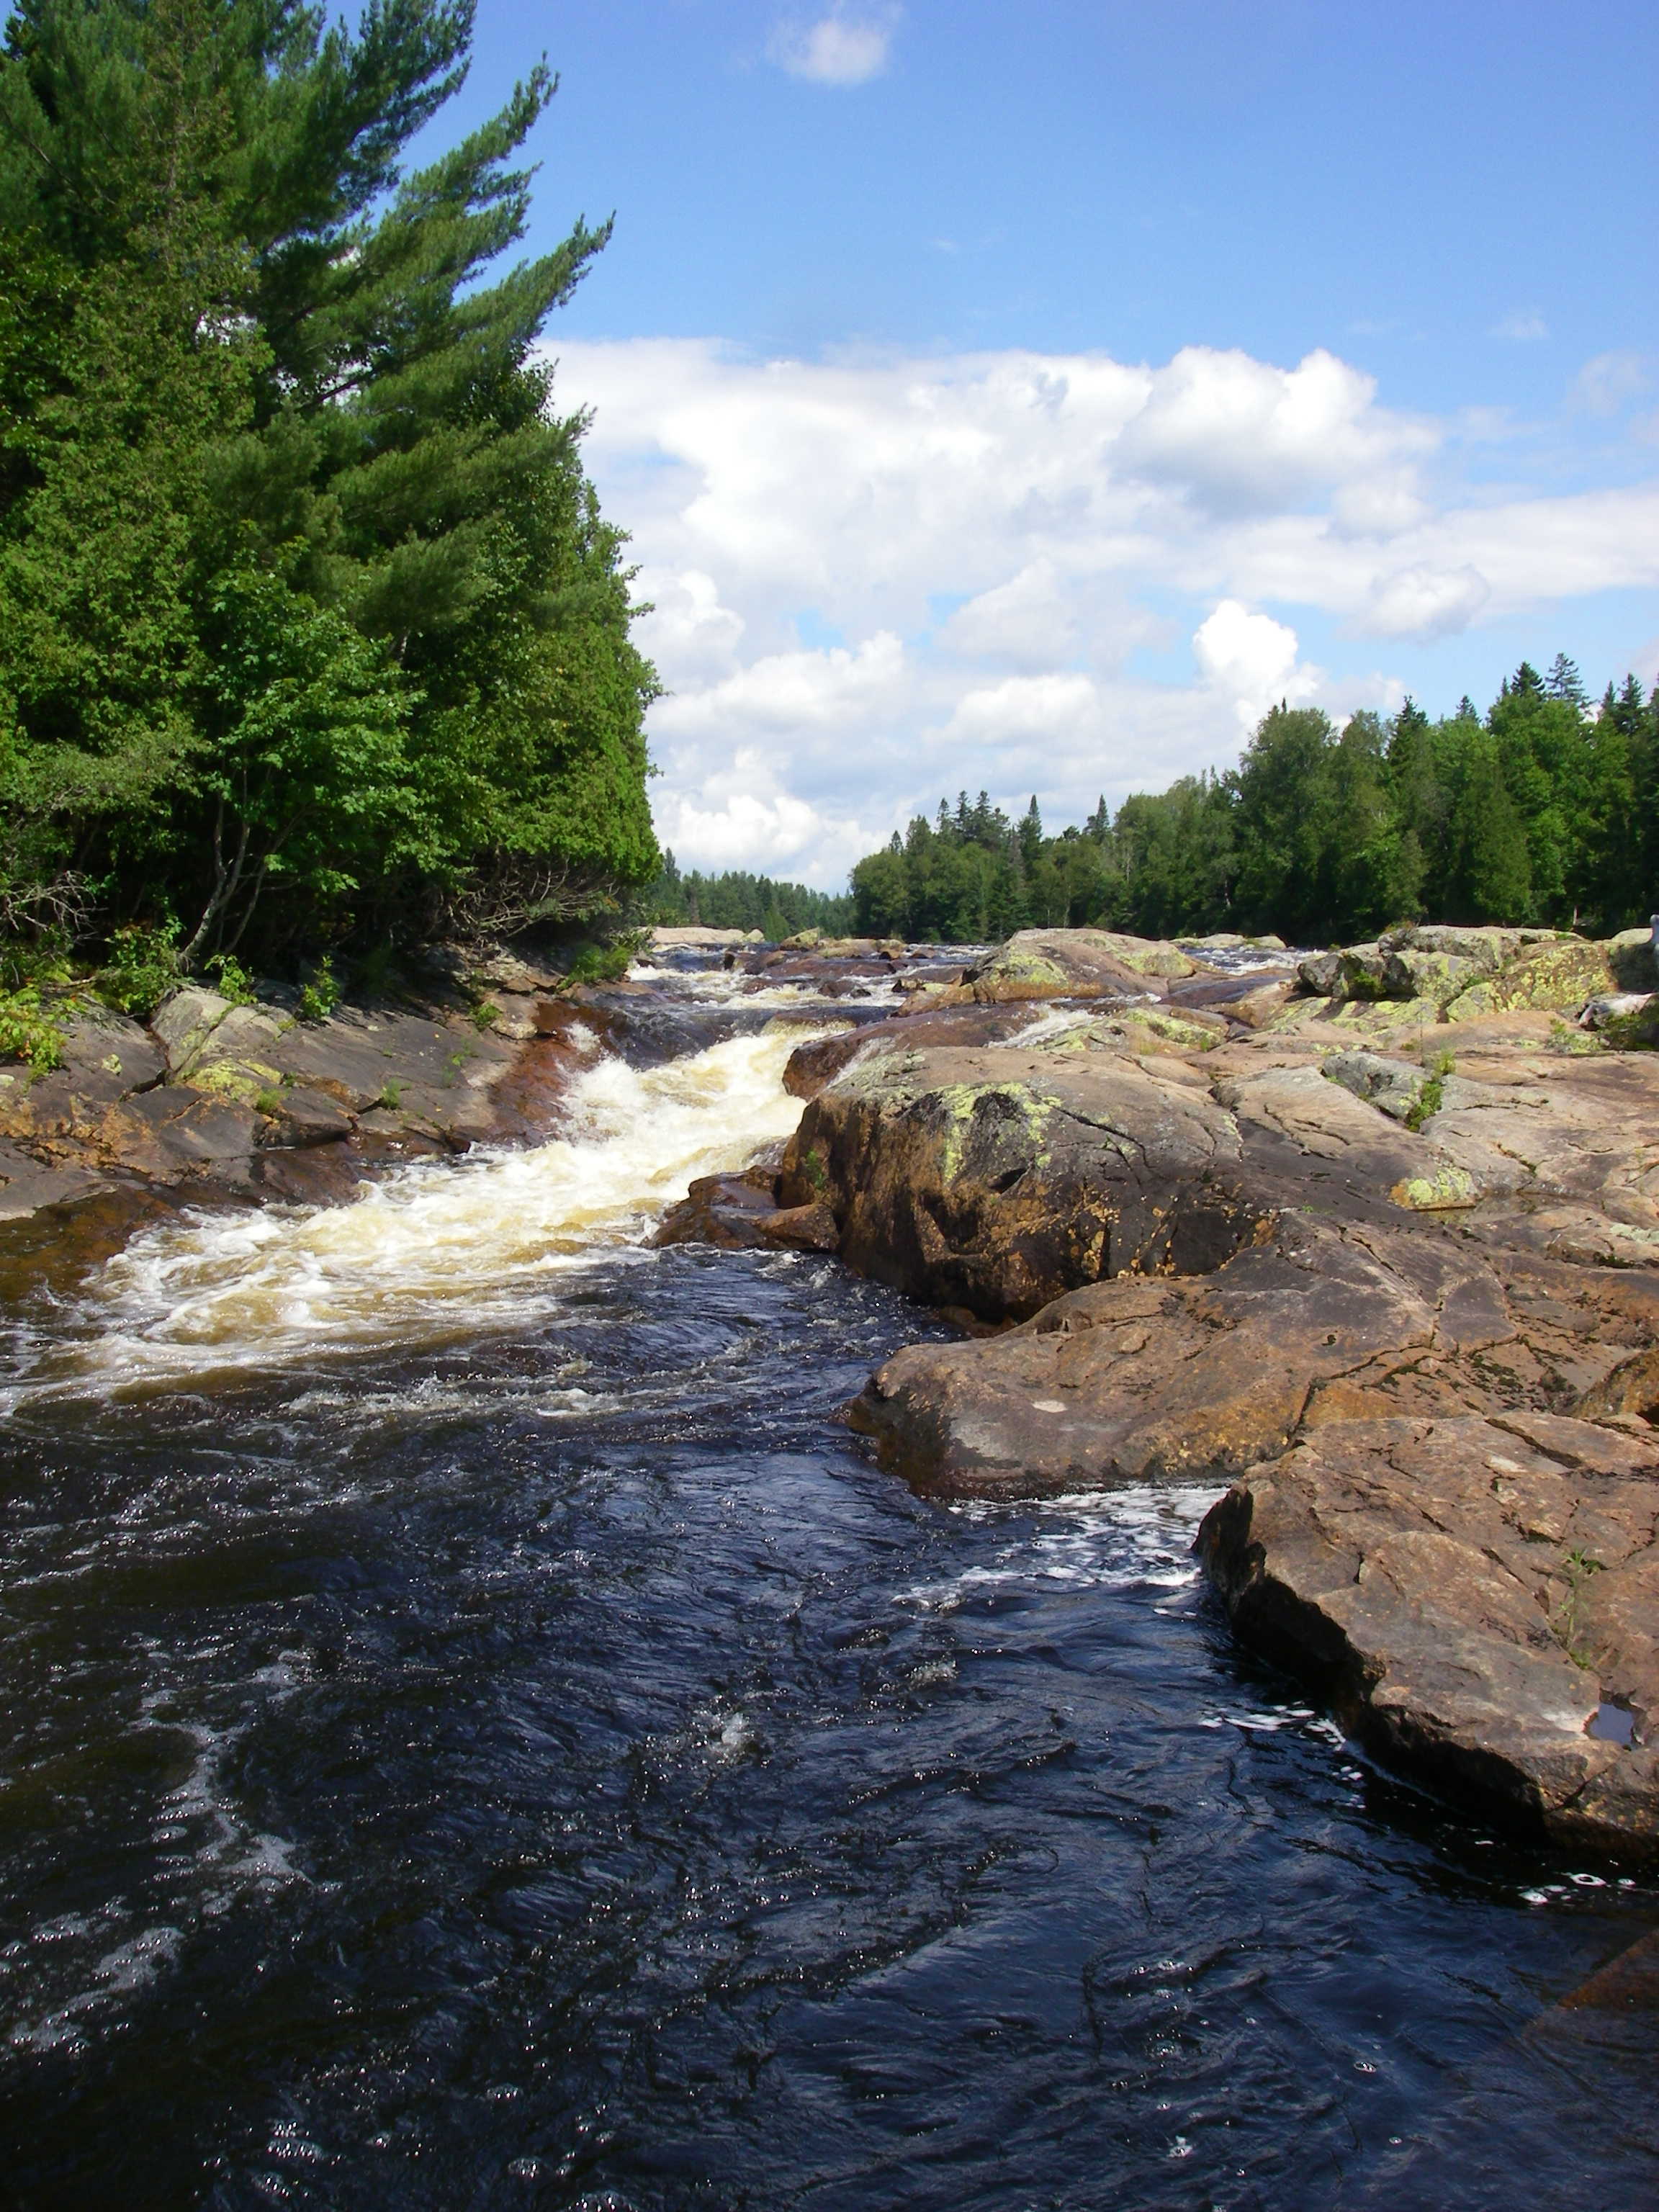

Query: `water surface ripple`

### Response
(0, 1037, 1654, 2210)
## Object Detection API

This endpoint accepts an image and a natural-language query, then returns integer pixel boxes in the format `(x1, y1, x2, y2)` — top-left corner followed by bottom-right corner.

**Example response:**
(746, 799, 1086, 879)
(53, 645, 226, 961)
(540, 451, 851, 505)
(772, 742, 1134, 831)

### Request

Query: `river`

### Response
(1, 987, 1655, 2210)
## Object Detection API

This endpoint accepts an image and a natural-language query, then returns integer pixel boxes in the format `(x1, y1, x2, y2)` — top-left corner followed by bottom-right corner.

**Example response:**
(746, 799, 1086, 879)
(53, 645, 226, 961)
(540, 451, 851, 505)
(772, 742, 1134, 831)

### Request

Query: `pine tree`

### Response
(0, 0, 656, 959)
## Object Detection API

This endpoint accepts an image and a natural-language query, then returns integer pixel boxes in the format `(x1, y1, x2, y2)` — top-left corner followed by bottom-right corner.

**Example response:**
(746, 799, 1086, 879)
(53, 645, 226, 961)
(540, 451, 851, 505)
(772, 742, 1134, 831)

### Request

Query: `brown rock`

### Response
(256, 1084, 355, 1148)
(780, 1032, 1264, 1320)
(960, 927, 1191, 1004)
(1197, 1413, 1659, 1851)
(758, 1201, 840, 1252)
(653, 1168, 783, 1250)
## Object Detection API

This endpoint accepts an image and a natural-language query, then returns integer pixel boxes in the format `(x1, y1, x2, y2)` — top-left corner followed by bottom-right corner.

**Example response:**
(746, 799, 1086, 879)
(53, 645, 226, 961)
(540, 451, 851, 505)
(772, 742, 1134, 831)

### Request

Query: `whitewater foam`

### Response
(6, 1027, 819, 1401)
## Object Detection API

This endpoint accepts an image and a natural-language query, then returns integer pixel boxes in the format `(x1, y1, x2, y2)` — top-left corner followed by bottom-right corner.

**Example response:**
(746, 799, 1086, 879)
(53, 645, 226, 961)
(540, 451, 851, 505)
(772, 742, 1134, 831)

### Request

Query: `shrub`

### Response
(0, 986, 66, 1072)
(297, 957, 340, 1024)
(205, 953, 256, 1005)
(562, 940, 635, 987)
(96, 923, 181, 1018)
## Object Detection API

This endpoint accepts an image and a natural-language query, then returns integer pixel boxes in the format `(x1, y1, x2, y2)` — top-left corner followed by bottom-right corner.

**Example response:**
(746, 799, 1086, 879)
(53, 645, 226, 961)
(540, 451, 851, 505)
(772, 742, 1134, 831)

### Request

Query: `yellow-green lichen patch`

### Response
(1389, 1165, 1479, 1211)
(928, 1081, 1055, 1184)
(188, 1058, 282, 1107)
(972, 953, 1071, 1001)
(1444, 940, 1618, 1018)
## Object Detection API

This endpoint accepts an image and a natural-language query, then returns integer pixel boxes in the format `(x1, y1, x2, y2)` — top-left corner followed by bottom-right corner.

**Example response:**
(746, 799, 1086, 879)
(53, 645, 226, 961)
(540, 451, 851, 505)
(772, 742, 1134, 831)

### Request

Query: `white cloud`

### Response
(544, 336, 1659, 881)
(1363, 562, 1490, 640)
(1193, 601, 1322, 731)
(1114, 346, 1433, 517)
(1493, 310, 1550, 341)
(1570, 349, 1651, 415)
(633, 566, 745, 683)
(768, 7, 897, 86)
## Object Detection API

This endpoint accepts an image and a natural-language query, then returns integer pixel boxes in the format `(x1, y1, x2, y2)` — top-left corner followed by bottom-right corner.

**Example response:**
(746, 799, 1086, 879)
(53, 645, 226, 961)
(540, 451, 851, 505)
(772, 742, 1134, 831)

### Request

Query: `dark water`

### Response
(1, 1220, 1656, 2206)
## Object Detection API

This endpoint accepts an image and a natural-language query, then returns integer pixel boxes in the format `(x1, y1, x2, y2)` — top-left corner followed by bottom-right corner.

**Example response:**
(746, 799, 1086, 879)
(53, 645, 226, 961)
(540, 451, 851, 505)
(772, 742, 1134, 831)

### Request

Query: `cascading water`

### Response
(3, 1027, 819, 1401)
(0, 987, 1654, 2211)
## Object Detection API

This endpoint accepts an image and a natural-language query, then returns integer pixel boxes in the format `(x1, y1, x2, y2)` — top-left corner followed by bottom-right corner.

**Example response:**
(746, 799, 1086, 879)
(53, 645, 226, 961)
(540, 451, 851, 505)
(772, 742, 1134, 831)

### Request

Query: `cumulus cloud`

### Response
(768, 6, 898, 85)
(1114, 346, 1433, 517)
(1493, 310, 1550, 341)
(544, 336, 1659, 881)
(1193, 601, 1323, 731)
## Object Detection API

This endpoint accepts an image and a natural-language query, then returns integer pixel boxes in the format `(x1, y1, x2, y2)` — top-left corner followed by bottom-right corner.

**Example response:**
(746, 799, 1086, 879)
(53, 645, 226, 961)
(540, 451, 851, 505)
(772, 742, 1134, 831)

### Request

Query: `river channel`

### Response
(1, 976, 1655, 2209)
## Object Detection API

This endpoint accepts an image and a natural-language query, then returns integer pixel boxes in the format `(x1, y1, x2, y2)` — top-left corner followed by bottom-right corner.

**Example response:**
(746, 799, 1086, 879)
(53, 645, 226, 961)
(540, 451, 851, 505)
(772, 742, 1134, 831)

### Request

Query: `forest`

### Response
(0, 0, 658, 1003)
(648, 853, 853, 940)
(847, 657, 1659, 946)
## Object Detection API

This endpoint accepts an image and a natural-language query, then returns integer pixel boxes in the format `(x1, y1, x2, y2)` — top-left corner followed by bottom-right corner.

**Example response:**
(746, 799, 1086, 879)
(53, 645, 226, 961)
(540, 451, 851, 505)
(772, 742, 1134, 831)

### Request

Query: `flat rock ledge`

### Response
(677, 925, 1659, 1855)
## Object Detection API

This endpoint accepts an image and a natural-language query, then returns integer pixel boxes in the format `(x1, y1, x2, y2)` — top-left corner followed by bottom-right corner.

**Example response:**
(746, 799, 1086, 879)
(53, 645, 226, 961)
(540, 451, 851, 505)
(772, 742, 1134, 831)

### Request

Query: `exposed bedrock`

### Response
(779, 940, 1659, 1851)
(778, 1030, 1268, 1321)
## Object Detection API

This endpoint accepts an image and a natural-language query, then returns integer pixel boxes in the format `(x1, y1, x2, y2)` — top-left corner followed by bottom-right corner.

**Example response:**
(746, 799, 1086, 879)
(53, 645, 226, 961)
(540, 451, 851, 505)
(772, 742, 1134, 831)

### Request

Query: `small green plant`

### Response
(205, 953, 256, 1005)
(253, 1087, 283, 1117)
(562, 940, 634, 987)
(0, 927, 73, 994)
(801, 1145, 828, 1194)
(378, 1078, 403, 1110)
(96, 922, 181, 1018)
(297, 956, 340, 1024)
(469, 999, 500, 1030)
(1553, 1545, 1604, 1665)
(1404, 1048, 1456, 1133)
(0, 985, 66, 1072)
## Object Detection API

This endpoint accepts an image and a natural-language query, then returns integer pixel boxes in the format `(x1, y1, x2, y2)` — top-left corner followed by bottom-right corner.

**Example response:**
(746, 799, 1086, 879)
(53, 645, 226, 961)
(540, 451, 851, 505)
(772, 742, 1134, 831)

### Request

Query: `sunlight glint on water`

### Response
(12, 1025, 819, 1399)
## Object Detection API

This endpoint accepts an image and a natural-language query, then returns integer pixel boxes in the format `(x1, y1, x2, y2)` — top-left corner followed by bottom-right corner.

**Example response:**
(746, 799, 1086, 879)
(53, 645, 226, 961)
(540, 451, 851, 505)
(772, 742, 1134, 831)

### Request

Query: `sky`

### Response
(439, 1, 1655, 886)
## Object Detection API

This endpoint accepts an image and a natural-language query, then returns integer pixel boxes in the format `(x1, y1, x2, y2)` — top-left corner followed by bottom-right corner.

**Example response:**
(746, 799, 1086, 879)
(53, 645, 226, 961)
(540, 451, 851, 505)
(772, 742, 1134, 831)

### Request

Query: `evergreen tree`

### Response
(1451, 734, 1533, 922)
(0, 0, 657, 961)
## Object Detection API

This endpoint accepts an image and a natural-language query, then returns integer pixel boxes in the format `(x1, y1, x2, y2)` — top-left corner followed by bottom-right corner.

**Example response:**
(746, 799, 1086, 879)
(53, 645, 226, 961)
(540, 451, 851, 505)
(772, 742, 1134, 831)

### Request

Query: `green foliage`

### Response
(94, 921, 179, 1016)
(253, 1086, 282, 1116)
(469, 999, 500, 1030)
(0, 0, 657, 968)
(1552, 1545, 1604, 1667)
(0, 981, 63, 1068)
(848, 665, 1659, 945)
(377, 1077, 403, 1110)
(297, 955, 339, 1023)
(1404, 1049, 1456, 1132)
(204, 951, 255, 1004)
(561, 940, 634, 986)
(649, 852, 854, 938)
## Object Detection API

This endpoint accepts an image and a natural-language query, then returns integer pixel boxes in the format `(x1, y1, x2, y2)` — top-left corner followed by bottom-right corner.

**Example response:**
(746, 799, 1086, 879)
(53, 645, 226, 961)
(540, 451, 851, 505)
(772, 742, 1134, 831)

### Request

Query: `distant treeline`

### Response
(649, 853, 855, 939)
(848, 657, 1659, 947)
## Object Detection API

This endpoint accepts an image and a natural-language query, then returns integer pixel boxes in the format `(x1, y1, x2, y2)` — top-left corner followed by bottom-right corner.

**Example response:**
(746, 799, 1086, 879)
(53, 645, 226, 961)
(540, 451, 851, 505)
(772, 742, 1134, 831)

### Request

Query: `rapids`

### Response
(0, 987, 1654, 2210)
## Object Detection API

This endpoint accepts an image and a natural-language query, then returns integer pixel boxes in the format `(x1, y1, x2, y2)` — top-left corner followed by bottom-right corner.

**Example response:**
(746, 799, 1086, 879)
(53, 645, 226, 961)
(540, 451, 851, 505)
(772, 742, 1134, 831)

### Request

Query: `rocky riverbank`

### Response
(0, 946, 612, 1270)
(6, 914, 1659, 1852)
(664, 919, 1659, 1855)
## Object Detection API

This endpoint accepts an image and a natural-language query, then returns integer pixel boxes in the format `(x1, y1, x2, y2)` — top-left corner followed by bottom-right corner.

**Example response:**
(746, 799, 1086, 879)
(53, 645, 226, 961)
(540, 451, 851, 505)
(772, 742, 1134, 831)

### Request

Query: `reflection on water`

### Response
(0, 1021, 1655, 2211)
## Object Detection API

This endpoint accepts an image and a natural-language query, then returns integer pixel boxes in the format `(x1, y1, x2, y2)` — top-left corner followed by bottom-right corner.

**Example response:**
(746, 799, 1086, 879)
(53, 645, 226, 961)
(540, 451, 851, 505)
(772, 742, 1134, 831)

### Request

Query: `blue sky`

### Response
(436, 2, 1657, 883)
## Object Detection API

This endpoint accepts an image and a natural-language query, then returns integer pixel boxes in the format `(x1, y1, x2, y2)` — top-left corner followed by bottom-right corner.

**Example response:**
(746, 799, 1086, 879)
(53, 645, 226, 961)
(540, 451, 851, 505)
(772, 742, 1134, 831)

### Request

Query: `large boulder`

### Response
(778, 1029, 1264, 1319)
(1199, 1411, 1659, 1851)
(1442, 936, 1621, 1017)
(809, 998, 1659, 1848)
(960, 927, 1199, 1004)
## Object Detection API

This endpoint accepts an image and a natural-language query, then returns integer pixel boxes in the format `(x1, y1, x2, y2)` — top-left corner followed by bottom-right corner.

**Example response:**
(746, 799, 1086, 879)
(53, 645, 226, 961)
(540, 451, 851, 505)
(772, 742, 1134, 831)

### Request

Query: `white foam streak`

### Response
(30, 1028, 817, 1396)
